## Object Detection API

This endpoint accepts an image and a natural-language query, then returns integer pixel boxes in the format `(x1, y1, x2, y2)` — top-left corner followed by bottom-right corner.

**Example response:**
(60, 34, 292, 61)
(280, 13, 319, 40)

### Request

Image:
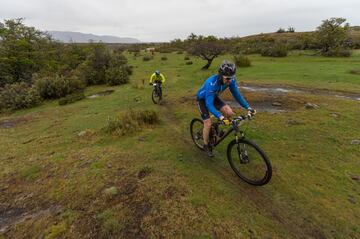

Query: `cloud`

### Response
(0, 0, 359, 41)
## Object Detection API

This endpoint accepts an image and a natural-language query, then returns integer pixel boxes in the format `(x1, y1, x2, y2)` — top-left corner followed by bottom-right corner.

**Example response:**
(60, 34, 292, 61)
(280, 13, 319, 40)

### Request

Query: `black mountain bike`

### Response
(151, 83, 162, 104)
(190, 115, 272, 186)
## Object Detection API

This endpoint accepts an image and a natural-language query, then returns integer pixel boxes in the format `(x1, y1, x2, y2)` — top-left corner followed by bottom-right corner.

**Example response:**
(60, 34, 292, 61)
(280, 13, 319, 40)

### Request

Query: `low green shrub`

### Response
(58, 92, 85, 105)
(104, 109, 159, 136)
(177, 51, 183, 54)
(34, 75, 85, 99)
(105, 66, 129, 86)
(233, 54, 251, 67)
(322, 48, 351, 57)
(161, 56, 168, 61)
(0, 82, 42, 111)
(185, 61, 193, 65)
(261, 43, 288, 57)
(349, 69, 360, 75)
(184, 56, 190, 60)
(142, 56, 152, 61)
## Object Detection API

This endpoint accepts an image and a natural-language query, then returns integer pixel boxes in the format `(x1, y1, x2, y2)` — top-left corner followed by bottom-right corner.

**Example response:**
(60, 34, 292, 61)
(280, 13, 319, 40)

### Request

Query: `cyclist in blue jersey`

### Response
(196, 60, 256, 157)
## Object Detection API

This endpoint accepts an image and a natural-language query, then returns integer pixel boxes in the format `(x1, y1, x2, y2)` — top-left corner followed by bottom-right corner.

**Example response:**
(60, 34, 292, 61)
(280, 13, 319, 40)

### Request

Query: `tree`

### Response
(316, 18, 351, 56)
(287, 27, 295, 33)
(0, 18, 55, 86)
(188, 36, 225, 69)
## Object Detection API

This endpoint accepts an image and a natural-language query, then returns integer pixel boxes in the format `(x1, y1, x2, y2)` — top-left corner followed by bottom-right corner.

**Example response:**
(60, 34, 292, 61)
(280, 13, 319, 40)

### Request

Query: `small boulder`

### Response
(350, 140, 360, 145)
(272, 102, 282, 107)
(104, 186, 118, 197)
(304, 103, 320, 109)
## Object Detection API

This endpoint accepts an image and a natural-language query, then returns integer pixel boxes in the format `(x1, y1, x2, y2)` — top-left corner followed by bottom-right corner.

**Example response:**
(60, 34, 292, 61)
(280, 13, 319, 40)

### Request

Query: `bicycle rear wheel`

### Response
(227, 139, 272, 186)
(190, 118, 205, 150)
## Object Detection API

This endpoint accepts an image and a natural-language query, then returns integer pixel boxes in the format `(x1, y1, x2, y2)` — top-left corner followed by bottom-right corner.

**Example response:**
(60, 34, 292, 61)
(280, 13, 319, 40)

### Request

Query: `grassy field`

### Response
(0, 51, 359, 238)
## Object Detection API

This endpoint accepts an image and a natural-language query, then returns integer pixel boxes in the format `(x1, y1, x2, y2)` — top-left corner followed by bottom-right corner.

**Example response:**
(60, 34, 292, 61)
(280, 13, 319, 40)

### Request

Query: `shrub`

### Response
(143, 56, 151, 61)
(177, 51, 183, 54)
(322, 48, 351, 57)
(0, 82, 42, 111)
(185, 61, 193, 65)
(105, 66, 129, 86)
(349, 69, 360, 75)
(34, 75, 85, 99)
(261, 43, 288, 57)
(233, 54, 251, 67)
(184, 56, 190, 60)
(58, 92, 85, 105)
(104, 109, 159, 136)
(125, 65, 133, 75)
(161, 56, 168, 61)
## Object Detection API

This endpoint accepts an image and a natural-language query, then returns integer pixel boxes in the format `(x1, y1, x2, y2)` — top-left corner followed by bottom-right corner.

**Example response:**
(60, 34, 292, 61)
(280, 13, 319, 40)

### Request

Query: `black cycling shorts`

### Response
(197, 96, 225, 120)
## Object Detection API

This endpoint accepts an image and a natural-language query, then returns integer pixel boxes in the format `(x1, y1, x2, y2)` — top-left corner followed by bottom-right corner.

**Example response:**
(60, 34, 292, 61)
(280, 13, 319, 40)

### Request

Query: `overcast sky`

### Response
(1, 0, 359, 42)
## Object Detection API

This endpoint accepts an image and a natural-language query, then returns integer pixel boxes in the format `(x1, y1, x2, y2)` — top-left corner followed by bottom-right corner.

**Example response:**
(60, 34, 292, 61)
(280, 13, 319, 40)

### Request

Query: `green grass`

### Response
(1, 50, 359, 238)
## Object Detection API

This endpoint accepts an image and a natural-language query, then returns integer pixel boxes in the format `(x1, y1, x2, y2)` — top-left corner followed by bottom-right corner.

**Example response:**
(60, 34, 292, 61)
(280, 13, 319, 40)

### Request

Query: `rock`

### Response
(78, 129, 95, 137)
(330, 112, 340, 118)
(287, 119, 304, 126)
(272, 101, 282, 107)
(107, 163, 112, 168)
(350, 175, 360, 182)
(104, 187, 118, 197)
(304, 103, 320, 109)
(138, 137, 145, 142)
(351, 140, 360, 145)
(348, 195, 356, 204)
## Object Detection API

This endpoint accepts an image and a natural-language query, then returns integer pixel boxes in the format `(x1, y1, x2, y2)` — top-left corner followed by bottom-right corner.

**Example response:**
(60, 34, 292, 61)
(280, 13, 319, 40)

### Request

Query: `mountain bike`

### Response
(151, 83, 162, 104)
(190, 114, 272, 186)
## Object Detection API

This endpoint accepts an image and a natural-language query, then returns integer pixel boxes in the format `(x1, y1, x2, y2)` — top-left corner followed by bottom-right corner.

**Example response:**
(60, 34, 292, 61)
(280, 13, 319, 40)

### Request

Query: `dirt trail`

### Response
(159, 96, 328, 239)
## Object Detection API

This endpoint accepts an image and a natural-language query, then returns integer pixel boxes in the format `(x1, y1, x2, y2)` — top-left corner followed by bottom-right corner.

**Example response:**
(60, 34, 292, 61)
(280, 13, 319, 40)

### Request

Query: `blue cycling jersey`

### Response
(196, 74, 250, 119)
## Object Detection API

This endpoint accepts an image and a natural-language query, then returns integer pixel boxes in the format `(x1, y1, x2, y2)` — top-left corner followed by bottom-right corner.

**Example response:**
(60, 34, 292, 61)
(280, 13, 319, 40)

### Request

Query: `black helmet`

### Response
(218, 60, 236, 76)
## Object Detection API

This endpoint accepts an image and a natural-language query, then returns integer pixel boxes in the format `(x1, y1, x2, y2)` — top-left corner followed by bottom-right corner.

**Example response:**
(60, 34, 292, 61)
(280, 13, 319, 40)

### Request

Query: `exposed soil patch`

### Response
(0, 116, 31, 129)
(0, 204, 61, 233)
(239, 83, 360, 101)
(87, 90, 115, 99)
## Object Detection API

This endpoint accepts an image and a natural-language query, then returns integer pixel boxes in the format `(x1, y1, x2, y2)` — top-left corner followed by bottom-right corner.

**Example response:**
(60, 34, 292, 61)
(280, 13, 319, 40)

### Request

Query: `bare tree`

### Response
(188, 36, 225, 69)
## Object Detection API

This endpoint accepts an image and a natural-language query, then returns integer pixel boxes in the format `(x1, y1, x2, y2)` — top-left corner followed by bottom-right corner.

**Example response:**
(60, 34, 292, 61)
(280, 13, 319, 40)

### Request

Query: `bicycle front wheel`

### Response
(227, 139, 272, 186)
(190, 118, 205, 150)
(152, 89, 161, 104)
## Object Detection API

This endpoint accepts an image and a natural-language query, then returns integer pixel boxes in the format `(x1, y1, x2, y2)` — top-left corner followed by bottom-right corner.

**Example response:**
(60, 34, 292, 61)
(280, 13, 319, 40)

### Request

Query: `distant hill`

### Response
(48, 31, 141, 43)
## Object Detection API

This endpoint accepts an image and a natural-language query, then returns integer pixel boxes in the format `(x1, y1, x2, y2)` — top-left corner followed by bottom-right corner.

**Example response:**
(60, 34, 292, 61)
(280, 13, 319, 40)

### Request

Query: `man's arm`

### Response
(205, 83, 222, 119)
(229, 79, 250, 109)
(160, 74, 166, 84)
(149, 73, 155, 84)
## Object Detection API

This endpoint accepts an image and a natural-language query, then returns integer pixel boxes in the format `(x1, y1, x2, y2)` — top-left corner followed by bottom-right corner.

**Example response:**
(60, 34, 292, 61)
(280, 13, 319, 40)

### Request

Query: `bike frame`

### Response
(211, 120, 245, 147)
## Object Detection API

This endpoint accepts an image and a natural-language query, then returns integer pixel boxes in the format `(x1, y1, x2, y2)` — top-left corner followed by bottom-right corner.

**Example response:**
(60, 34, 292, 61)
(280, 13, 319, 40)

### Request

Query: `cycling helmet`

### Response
(218, 60, 236, 76)
(155, 70, 160, 75)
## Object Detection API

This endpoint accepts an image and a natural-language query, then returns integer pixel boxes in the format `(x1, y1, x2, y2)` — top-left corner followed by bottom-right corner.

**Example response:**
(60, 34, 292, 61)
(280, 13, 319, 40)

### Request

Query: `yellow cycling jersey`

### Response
(149, 73, 166, 84)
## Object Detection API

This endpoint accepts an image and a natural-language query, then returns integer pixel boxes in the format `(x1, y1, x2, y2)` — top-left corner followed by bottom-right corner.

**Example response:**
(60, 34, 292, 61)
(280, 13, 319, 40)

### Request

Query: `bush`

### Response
(177, 51, 183, 54)
(104, 109, 159, 136)
(143, 56, 152, 61)
(349, 69, 360, 75)
(125, 65, 133, 76)
(34, 74, 85, 99)
(322, 48, 351, 57)
(185, 61, 193, 65)
(161, 56, 168, 61)
(105, 66, 129, 86)
(0, 82, 42, 111)
(184, 56, 190, 60)
(261, 43, 288, 57)
(233, 54, 251, 67)
(58, 92, 85, 105)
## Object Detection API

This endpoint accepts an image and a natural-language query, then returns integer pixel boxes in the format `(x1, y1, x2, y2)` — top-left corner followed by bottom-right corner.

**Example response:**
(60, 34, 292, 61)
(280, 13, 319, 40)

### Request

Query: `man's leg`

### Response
(220, 104, 235, 118)
(203, 118, 211, 145)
